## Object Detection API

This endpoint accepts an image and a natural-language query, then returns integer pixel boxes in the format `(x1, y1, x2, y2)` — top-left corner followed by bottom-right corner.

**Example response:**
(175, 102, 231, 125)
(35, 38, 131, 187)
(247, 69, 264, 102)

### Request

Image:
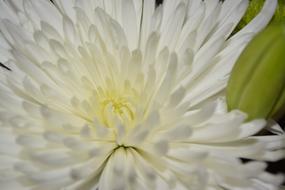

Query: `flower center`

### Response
(101, 97, 135, 125)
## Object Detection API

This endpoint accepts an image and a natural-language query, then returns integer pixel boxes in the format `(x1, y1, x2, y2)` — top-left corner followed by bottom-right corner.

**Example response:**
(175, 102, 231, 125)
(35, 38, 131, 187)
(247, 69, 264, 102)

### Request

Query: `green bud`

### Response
(227, 23, 285, 120)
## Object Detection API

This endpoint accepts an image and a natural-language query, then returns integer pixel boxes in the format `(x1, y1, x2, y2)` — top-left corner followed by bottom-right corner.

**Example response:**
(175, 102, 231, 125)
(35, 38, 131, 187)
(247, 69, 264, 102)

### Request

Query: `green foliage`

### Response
(236, 0, 264, 31)
(272, 0, 285, 22)
(235, 0, 285, 32)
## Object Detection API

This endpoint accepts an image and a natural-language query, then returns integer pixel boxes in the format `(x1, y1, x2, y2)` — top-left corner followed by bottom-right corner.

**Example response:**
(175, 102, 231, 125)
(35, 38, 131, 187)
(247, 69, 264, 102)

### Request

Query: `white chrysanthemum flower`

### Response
(0, 0, 284, 189)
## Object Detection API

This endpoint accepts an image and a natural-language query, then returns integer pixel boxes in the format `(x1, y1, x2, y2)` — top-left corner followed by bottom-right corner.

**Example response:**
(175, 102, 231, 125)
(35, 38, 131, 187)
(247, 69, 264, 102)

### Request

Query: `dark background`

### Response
(0, 0, 284, 183)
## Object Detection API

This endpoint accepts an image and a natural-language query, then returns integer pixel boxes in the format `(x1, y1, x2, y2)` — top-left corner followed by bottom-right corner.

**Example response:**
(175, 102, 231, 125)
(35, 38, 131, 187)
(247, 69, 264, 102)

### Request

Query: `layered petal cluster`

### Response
(0, 0, 284, 190)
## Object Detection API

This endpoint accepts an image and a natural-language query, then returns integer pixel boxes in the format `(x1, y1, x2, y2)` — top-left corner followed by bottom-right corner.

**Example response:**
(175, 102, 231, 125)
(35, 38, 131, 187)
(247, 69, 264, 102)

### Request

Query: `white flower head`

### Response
(0, 0, 284, 189)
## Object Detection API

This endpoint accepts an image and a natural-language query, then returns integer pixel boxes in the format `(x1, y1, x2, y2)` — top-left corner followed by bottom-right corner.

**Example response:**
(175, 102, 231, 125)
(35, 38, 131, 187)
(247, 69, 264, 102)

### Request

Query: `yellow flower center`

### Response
(101, 98, 134, 123)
